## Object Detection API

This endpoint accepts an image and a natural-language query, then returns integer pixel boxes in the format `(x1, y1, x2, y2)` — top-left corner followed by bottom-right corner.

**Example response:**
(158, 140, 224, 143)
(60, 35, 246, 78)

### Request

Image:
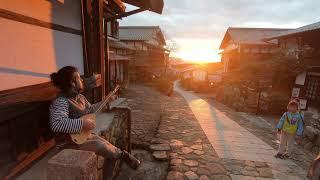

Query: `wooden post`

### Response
(82, 0, 106, 102)
(80, 0, 89, 76)
(115, 60, 117, 86)
(97, 0, 105, 99)
(104, 20, 111, 93)
(105, 20, 110, 93)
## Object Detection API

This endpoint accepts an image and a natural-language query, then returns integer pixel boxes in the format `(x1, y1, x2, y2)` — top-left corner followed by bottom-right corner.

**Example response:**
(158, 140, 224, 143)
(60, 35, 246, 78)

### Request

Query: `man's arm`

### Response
(49, 98, 83, 134)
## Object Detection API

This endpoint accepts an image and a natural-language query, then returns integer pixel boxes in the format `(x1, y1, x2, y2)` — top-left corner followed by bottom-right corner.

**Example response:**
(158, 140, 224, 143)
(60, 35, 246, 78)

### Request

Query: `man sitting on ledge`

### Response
(49, 66, 140, 180)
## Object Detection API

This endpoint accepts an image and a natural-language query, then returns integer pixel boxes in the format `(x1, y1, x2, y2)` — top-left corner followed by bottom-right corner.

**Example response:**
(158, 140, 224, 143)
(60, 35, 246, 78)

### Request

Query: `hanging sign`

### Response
(299, 99, 308, 110)
(291, 87, 300, 98)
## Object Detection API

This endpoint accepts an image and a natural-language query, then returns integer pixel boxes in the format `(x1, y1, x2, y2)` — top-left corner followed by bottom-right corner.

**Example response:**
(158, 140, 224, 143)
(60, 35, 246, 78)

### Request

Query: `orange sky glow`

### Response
(169, 38, 222, 64)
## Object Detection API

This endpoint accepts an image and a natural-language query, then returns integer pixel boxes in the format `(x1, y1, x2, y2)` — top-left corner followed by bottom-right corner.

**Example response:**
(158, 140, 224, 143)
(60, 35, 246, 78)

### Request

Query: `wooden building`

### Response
(119, 26, 169, 81)
(0, 0, 163, 178)
(109, 37, 134, 89)
(219, 27, 291, 73)
(265, 21, 320, 123)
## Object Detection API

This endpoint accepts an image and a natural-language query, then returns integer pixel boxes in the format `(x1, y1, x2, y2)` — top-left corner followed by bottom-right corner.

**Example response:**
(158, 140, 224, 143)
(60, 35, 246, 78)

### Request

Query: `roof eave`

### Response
(219, 28, 231, 50)
(265, 29, 320, 41)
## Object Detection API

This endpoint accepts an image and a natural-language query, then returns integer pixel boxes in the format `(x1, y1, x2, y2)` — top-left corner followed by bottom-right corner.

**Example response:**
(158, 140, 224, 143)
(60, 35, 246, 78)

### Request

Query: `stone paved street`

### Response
(123, 84, 166, 148)
(155, 89, 231, 180)
(174, 82, 308, 180)
(121, 84, 231, 180)
(197, 94, 316, 171)
(119, 83, 309, 180)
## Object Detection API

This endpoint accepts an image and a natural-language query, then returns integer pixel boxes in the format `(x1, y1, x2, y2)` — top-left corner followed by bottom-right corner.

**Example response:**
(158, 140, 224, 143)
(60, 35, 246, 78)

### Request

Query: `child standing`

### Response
(275, 100, 304, 159)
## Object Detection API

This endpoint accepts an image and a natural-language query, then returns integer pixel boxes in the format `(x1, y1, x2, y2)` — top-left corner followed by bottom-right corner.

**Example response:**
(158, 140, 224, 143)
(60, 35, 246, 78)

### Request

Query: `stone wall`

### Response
(216, 84, 260, 113)
(216, 82, 290, 114)
(47, 107, 131, 180)
(301, 125, 320, 154)
(100, 107, 132, 152)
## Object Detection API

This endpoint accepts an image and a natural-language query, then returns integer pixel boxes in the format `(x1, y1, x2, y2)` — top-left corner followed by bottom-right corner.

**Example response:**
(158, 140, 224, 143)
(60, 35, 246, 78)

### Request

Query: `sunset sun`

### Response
(171, 38, 221, 64)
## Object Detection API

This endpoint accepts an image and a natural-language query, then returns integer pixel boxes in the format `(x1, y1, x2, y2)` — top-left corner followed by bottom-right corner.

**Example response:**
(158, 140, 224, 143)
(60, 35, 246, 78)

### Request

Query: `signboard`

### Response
(291, 88, 300, 98)
(295, 72, 307, 85)
(299, 99, 308, 110)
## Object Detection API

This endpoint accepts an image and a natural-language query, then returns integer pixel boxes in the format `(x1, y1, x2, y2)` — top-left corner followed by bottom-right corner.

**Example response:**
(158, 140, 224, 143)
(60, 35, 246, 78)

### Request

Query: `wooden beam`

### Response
(0, 8, 82, 35)
(106, 8, 146, 21)
(0, 82, 58, 107)
(112, 0, 126, 12)
(3, 139, 56, 180)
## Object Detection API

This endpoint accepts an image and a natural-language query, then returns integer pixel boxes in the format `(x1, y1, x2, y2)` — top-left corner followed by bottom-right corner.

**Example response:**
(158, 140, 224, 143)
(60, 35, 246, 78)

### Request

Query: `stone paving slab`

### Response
(175, 82, 307, 179)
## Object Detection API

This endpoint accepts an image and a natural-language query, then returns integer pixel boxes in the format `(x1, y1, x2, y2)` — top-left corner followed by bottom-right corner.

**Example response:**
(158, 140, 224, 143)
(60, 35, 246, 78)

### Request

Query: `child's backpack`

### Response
(284, 111, 305, 135)
(298, 111, 305, 136)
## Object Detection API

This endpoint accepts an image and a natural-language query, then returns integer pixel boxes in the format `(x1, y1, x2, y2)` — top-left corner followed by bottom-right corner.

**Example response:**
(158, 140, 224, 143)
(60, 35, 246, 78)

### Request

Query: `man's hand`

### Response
(93, 74, 102, 87)
(83, 74, 102, 90)
(81, 114, 96, 131)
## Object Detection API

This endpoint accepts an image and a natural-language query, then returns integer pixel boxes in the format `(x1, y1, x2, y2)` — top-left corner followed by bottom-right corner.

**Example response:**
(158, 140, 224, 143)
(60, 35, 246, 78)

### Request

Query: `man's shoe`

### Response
(282, 153, 290, 159)
(122, 150, 141, 169)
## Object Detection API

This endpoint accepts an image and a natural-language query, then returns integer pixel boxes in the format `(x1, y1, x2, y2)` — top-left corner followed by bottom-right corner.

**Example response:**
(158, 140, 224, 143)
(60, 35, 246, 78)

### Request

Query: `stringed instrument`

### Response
(70, 85, 120, 144)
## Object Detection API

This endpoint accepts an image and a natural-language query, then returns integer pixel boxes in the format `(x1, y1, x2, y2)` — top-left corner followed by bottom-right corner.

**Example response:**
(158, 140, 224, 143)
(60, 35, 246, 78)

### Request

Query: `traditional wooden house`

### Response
(0, 0, 163, 178)
(119, 26, 169, 81)
(180, 65, 211, 92)
(108, 37, 134, 89)
(206, 63, 224, 85)
(219, 27, 291, 73)
(265, 21, 320, 124)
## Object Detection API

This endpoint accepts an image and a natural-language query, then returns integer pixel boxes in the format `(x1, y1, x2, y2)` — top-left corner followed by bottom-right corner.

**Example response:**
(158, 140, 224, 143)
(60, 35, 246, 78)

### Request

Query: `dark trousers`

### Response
(75, 134, 122, 180)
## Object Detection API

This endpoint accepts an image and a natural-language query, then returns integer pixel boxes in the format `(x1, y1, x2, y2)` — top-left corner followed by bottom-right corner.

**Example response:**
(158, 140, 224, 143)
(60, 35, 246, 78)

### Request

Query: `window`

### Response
(306, 75, 320, 105)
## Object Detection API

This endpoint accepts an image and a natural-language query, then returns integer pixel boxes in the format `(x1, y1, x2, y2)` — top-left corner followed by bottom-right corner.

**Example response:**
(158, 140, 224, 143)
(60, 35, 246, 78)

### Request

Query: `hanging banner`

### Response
(291, 87, 300, 98)
(299, 99, 308, 110)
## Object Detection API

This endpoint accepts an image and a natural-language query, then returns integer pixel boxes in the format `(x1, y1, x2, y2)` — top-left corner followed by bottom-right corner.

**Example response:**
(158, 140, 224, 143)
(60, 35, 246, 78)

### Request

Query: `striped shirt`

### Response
(49, 94, 99, 134)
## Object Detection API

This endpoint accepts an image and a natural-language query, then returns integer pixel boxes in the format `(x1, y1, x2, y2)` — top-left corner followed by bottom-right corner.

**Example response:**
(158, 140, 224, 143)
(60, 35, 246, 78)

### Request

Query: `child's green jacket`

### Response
(276, 112, 304, 135)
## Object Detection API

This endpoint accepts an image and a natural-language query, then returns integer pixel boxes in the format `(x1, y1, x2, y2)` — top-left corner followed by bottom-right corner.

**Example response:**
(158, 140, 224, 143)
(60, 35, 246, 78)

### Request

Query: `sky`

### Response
(120, 0, 320, 63)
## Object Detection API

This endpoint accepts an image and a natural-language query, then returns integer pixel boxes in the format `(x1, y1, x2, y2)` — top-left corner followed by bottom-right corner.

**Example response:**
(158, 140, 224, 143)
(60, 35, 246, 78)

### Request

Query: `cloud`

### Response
(120, 0, 320, 60)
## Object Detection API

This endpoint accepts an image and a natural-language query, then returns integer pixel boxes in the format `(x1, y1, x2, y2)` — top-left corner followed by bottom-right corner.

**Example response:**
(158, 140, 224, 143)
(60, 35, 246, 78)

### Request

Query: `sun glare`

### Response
(171, 38, 221, 64)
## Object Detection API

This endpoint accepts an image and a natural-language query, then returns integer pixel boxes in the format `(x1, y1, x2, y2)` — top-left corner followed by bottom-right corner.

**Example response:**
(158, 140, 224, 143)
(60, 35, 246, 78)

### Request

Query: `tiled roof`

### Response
(119, 26, 166, 45)
(219, 27, 291, 49)
(265, 21, 320, 40)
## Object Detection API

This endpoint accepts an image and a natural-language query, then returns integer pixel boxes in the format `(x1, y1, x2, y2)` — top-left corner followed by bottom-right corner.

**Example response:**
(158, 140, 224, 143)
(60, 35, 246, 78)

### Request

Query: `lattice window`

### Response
(306, 76, 320, 102)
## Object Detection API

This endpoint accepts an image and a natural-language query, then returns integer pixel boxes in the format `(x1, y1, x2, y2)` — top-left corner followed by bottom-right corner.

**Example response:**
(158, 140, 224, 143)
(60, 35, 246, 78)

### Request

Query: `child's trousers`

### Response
(278, 131, 295, 155)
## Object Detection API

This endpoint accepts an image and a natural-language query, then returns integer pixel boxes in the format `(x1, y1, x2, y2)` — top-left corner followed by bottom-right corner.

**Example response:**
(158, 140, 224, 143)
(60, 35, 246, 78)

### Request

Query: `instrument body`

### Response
(70, 85, 120, 144)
